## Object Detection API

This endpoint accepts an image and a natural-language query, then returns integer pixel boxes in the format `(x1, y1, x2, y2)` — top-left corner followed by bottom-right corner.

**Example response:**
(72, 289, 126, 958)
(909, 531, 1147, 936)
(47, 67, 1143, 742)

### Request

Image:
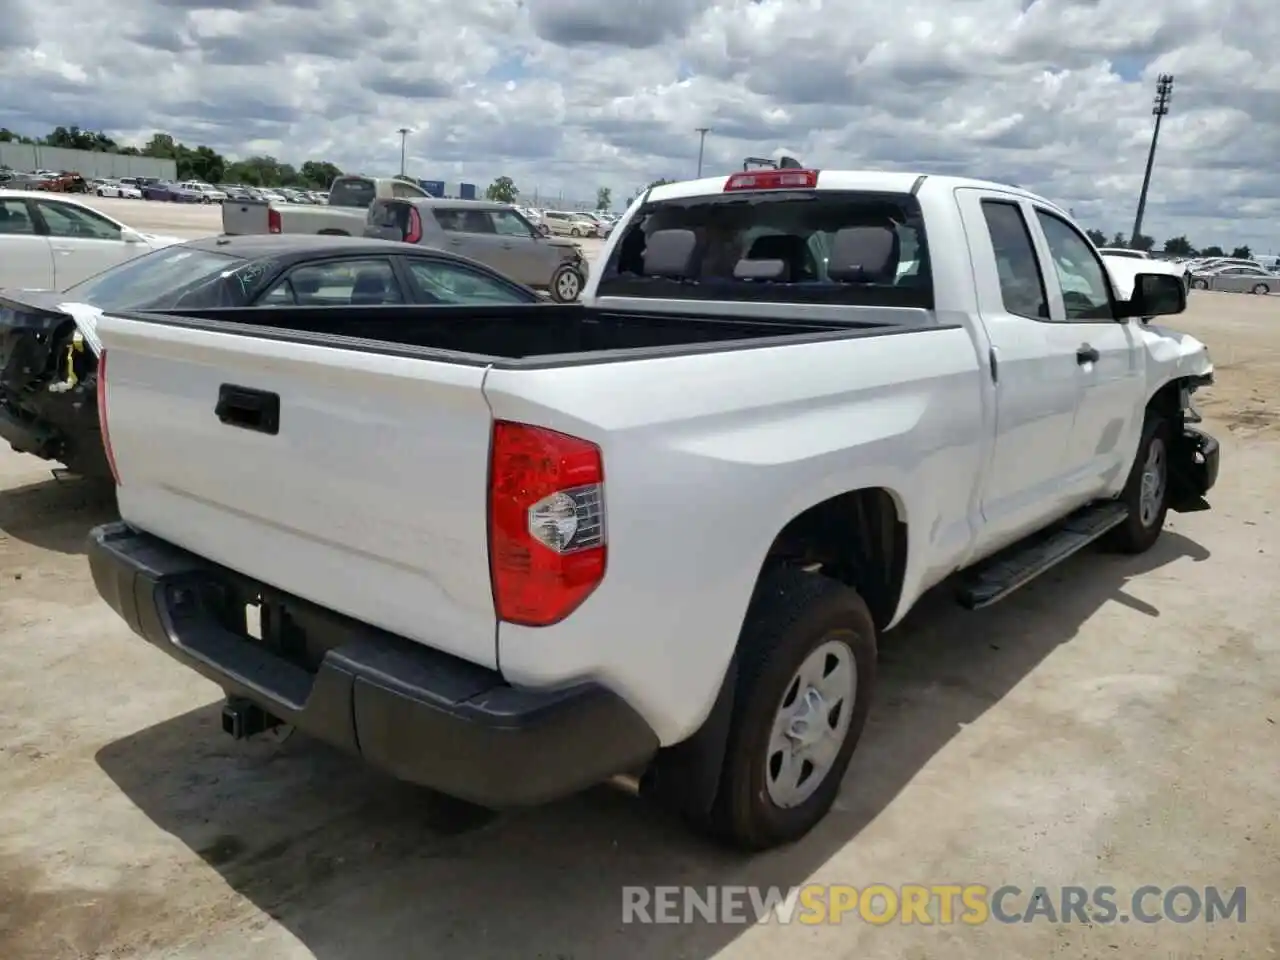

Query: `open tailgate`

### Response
(95, 312, 499, 668)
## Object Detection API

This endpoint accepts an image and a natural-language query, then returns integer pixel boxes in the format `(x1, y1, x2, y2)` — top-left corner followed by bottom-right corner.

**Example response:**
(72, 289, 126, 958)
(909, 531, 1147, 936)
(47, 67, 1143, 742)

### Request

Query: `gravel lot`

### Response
(1, 292, 1278, 960)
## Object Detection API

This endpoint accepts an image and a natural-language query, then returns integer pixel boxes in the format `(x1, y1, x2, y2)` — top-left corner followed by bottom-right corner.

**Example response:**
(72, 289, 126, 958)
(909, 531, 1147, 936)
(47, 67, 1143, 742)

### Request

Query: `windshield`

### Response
(62, 246, 246, 311)
(598, 190, 932, 308)
(328, 178, 376, 208)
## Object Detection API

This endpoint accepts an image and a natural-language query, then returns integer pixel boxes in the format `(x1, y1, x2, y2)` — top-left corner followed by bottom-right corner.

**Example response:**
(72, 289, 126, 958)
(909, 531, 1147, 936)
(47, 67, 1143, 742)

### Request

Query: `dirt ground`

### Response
(1, 291, 1277, 959)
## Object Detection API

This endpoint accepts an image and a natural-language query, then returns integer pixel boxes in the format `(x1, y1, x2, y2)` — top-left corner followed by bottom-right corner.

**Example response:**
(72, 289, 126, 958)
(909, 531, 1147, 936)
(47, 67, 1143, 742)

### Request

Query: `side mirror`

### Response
(1117, 272, 1186, 321)
(120, 228, 145, 244)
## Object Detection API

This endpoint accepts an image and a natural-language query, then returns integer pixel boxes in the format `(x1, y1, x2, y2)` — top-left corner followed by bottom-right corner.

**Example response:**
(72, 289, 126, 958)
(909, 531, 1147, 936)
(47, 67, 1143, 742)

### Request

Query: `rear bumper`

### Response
(88, 522, 659, 808)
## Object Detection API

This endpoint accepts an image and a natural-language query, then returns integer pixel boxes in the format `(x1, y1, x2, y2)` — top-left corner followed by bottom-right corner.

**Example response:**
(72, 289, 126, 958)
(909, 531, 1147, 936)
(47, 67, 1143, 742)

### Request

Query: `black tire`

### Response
(1191, 278, 1209, 290)
(1252, 283, 1269, 295)
(691, 567, 877, 851)
(548, 264, 583, 302)
(96, 189, 104, 197)
(1105, 415, 1172, 554)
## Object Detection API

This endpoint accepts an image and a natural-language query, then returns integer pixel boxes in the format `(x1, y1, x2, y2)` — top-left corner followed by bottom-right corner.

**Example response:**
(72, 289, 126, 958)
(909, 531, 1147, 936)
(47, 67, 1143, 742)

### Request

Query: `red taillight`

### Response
(724, 169, 819, 191)
(404, 206, 422, 244)
(267, 207, 282, 233)
(488, 421, 606, 627)
(95, 350, 120, 485)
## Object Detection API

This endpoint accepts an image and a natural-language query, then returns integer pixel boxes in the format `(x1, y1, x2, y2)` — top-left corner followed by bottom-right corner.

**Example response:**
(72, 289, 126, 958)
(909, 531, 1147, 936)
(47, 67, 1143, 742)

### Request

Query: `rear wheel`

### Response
(1252, 283, 1270, 295)
(548, 264, 583, 302)
(690, 567, 877, 850)
(1191, 278, 1209, 290)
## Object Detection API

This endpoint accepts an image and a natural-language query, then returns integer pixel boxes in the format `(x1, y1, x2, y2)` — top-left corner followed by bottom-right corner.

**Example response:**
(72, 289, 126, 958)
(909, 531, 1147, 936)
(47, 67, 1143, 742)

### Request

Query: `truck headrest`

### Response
(643, 229, 698, 279)
(827, 225, 900, 283)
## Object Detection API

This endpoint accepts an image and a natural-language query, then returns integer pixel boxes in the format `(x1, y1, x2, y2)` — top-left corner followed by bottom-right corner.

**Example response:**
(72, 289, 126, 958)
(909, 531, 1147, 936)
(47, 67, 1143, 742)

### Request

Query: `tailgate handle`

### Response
(215, 384, 280, 435)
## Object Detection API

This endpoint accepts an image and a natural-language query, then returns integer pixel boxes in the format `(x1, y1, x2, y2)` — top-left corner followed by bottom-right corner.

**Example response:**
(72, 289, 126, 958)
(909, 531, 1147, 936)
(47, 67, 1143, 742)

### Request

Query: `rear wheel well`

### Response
(759, 488, 907, 631)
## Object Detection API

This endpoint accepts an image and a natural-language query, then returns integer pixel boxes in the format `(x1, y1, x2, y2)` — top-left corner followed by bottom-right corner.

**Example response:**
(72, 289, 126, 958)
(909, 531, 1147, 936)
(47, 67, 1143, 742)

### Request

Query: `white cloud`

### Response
(1, 0, 1275, 250)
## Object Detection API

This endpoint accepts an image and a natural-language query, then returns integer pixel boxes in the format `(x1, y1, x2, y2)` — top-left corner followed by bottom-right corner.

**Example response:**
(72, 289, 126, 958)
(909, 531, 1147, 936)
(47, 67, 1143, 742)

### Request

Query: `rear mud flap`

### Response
(1168, 427, 1219, 513)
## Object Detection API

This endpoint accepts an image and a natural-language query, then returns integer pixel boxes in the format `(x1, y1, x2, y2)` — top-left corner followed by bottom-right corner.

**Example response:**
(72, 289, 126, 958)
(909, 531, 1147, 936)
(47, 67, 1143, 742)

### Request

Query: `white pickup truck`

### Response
(86, 168, 1217, 850)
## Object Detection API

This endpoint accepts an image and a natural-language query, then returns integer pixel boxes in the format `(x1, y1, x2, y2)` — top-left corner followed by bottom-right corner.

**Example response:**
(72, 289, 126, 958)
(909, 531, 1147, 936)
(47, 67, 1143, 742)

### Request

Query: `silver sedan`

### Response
(1189, 264, 1279, 295)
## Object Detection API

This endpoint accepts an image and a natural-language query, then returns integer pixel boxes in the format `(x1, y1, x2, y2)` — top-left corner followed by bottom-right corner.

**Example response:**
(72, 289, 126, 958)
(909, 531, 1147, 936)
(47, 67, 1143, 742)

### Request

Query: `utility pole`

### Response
(397, 127, 410, 177)
(1130, 74, 1173, 248)
(695, 127, 710, 178)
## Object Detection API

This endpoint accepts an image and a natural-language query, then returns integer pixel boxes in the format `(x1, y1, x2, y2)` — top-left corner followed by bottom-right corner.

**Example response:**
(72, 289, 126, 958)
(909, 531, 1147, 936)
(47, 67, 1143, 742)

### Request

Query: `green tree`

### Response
(1200, 245, 1224, 257)
(300, 160, 344, 188)
(1130, 233, 1155, 252)
(1085, 228, 1107, 247)
(1163, 236, 1194, 256)
(1109, 232, 1127, 247)
(485, 175, 519, 203)
(1230, 245, 1252, 260)
(595, 186, 611, 211)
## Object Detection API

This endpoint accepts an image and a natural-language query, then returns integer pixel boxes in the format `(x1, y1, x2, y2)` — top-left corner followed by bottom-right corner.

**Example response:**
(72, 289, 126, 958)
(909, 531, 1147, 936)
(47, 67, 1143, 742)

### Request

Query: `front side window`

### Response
(489, 210, 536, 238)
(1035, 210, 1114, 320)
(35, 201, 122, 241)
(405, 259, 529, 304)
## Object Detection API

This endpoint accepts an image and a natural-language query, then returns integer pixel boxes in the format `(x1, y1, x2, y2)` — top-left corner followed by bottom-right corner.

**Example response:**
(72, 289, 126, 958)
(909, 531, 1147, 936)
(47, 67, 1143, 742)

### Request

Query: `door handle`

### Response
(215, 384, 280, 434)
(1076, 344, 1100, 365)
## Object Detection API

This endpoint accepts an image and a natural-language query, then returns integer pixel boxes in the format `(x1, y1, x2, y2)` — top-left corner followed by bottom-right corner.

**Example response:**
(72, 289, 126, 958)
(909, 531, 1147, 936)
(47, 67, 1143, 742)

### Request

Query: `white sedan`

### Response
(0, 190, 183, 290)
(96, 180, 143, 199)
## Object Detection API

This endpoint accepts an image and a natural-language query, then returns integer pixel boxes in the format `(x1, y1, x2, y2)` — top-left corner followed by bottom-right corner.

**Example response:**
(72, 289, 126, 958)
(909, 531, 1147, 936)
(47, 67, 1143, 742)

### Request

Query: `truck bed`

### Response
(129, 302, 922, 367)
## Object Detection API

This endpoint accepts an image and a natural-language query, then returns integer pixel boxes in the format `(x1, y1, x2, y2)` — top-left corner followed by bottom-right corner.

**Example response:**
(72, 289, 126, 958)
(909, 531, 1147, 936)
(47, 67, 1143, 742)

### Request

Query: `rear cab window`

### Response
(598, 183, 933, 308)
(327, 178, 377, 208)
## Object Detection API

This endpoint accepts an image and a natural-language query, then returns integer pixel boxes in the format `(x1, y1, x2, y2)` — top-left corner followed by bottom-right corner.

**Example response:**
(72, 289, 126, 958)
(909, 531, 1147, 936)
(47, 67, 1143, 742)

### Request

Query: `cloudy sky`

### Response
(0, 0, 1273, 250)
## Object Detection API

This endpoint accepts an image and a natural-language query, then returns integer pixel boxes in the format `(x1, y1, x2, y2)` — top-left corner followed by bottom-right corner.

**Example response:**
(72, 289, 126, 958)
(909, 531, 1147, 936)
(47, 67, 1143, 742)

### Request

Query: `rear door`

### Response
(956, 188, 1087, 546)
(430, 207, 502, 263)
(31, 198, 137, 289)
(0, 197, 55, 289)
(97, 312, 501, 667)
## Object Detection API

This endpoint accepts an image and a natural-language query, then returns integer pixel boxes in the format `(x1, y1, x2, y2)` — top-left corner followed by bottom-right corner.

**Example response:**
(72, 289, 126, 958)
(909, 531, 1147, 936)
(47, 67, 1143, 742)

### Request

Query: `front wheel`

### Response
(1191, 278, 1209, 290)
(96, 189, 104, 196)
(1106, 416, 1171, 554)
(1252, 283, 1270, 295)
(548, 264, 583, 302)
(691, 568, 877, 851)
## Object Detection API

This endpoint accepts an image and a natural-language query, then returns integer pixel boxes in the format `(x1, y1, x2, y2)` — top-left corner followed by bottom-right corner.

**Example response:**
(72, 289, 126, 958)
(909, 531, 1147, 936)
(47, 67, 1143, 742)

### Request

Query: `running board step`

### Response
(957, 502, 1130, 610)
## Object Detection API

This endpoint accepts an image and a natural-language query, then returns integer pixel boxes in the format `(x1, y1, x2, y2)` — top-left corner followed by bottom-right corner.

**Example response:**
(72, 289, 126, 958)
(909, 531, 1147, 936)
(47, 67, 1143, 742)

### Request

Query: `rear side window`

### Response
(598, 190, 933, 308)
(328, 178, 376, 208)
(980, 200, 1049, 320)
(258, 259, 405, 306)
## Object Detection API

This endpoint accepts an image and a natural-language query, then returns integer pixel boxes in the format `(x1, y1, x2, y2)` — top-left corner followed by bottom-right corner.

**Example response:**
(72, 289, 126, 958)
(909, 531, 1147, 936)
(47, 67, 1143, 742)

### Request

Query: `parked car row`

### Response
(0, 168, 89, 192)
(517, 206, 618, 238)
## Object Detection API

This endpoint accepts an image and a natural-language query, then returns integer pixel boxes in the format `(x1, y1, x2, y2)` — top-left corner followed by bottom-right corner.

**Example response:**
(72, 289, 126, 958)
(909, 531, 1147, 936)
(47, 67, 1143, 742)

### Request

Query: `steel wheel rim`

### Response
(765, 636, 856, 809)
(1138, 437, 1167, 527)
(556, 269, 580, 300)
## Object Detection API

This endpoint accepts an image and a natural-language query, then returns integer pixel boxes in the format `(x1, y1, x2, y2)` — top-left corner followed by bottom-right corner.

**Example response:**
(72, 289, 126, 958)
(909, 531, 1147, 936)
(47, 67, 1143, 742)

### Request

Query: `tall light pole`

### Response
(1129, 74, 1173, 248)
(397, 127, 411, 177)
(695, 127, 710, 178)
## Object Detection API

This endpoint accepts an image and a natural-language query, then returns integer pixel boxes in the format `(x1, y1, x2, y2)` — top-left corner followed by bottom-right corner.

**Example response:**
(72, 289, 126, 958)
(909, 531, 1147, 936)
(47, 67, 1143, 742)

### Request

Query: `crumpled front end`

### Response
(0, 294, 108, 476)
